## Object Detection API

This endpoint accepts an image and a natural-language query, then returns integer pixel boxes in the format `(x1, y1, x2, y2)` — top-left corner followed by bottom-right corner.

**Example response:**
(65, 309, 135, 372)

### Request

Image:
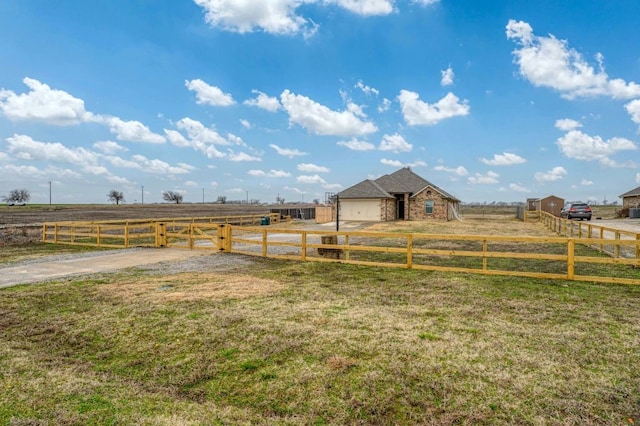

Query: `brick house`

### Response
(335, 167, 461, 221)
(620, 185, 640, 209)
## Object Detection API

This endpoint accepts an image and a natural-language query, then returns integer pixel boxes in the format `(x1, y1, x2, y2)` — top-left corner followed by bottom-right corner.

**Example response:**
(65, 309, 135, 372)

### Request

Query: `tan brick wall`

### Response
(380, 199, 396, 221)
(409, 189, 449, 221)
(623, 196, 640, 208)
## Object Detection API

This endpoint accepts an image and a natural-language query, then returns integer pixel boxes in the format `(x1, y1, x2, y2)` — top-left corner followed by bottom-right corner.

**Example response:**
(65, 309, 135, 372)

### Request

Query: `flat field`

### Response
(1, 215, 639, 425)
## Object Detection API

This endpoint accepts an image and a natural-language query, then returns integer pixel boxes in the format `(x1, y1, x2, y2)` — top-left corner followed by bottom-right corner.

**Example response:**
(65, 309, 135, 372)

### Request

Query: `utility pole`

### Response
(141, 186, 144, 205)
(48, 181, 51, 205)
(202, 188, 205, 204)
(246, 190, 249, 204)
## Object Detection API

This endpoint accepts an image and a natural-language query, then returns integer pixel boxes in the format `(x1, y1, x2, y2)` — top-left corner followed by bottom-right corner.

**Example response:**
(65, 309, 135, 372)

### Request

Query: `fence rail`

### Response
(41, 213, 640, 285)
(42, 213, 280, 249)
(224, 226, 640, 285)
(538, 211, 640, 259)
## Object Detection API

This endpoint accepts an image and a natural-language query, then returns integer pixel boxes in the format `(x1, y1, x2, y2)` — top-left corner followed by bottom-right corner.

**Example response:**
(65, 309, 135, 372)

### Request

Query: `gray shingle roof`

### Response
(337, 179, 391, 199)
(338, 167, 460, 201)
(620, 186, 640, 198)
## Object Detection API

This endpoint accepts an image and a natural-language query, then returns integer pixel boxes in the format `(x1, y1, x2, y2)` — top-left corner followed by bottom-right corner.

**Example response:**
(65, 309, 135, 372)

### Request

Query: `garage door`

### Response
(339, 200, 380, 221)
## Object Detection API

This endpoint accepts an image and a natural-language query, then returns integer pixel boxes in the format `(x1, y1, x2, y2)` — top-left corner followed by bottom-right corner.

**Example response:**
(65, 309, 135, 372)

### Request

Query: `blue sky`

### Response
(1, 0, 639, 205)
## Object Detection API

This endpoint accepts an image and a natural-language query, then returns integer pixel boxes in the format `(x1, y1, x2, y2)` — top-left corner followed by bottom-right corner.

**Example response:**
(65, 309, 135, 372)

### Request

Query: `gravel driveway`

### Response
(0, 248, 254, 289)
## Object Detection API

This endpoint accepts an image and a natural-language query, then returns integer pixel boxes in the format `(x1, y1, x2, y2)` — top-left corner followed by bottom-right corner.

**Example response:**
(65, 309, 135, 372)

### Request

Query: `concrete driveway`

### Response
(0, 248, 210, 289)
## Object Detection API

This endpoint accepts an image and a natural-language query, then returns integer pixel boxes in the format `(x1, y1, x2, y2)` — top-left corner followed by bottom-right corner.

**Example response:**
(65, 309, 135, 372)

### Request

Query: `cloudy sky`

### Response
(1, 1, 639, 205)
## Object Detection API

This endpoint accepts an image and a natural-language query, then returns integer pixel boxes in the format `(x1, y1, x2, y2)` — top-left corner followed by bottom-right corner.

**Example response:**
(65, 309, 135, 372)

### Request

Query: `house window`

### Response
(425, 200, 434, 214)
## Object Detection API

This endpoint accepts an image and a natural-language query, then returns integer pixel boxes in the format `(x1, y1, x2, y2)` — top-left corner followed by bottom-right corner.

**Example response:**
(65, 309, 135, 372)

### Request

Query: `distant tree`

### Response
(107, 189, 125, 205)
(276, 196, 285, 205)
(163, 190, 183, 204)
(2, 189, 30, 205)
(312, 198, 320, 204)
(216, 195, 227, 204)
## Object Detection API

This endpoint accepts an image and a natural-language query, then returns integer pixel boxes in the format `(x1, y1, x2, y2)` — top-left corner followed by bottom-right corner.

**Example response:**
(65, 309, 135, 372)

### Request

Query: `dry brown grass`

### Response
(97, 273, 283, 303)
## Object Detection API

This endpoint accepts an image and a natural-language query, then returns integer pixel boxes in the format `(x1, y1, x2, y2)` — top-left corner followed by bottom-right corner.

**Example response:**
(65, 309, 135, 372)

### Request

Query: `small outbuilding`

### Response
(527, 195, 565, 217)
(336, 167, 461, 222)
(620, 185, 640, 209)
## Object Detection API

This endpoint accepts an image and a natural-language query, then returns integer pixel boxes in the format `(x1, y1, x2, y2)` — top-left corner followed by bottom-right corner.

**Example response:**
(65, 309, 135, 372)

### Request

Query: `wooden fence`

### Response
(41, 213, 640, 285)
(42, 213, 280, 249)
(538, 211, 640, 260)
(224, 226, 640, 285)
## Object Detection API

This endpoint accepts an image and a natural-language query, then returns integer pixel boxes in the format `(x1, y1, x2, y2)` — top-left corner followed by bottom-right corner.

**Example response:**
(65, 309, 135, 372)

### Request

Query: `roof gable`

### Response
(338, 179, 392, 199)
(620, 186, 640, 198)
(338, 167, 460, 201)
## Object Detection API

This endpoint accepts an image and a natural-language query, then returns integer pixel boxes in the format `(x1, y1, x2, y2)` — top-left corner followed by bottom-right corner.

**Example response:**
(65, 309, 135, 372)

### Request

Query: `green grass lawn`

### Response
(1, 255, 639, 425)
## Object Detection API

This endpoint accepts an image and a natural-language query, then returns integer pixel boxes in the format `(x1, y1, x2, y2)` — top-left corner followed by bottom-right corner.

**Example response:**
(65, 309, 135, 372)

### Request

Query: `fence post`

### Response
(97, 225, 102, 247)
(567, 238, 575, 280)
(156, 223, 167, 247)
(301, 231, 307, 261)
(225, 225, 232, 252)
(262, 228, 268, 257)
(217, 224, 225, 252)
(482, 239, 488, 271)
(636, 234, 640, 265)
(124, 222, 130, 248)
(406, 234, 413, 269)
(189, 224, 195, 250)
(42, 224, 46, 242)
(599, 228, 604, 253)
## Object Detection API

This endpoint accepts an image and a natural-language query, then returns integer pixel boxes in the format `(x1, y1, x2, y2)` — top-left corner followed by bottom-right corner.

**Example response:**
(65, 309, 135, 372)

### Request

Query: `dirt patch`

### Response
(98, 272, 283, 303)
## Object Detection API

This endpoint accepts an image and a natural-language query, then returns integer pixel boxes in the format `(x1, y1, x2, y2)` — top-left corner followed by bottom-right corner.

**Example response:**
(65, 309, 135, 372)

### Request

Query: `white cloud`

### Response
(556, 130, 637, 166)
(636, 173, 640, 184)
(93, 141, 127, 154)
(555, 118, 583, 131)
(280, 90, 378, 136)
(381, 158, 405, 167)
(227, 151, 261, 162)
(98, 116, 166, 143)
(185, 180, 198, 187)
(164, 129, 191, 147)
(7, 134, 99, 167)
(355, 80, 379, 96)
(248, 169, 291, 178)
(534, 166, 567, 182)
(625, 99, 640, 128)
(441, 67, 454, 86)
(581, 179, 593, 186)
(243, 90, 281, 112)
(433, 165, 468, 176)
(479, 152, 526, 166)
(194, 0, 399, 37)
(506, 19, 640, 100)
(170, 117, 241, 158)
(509, 183, 530, 193)
(194, 0, 317, 36)
(297, 163, 330, 173)
(337, 137, 376, 151)
(185, 79, 235, 106)
(412, 0, 439, 5)
(379, 133, 412, 153)
(398, 90, 469, 126)
(380, 158, 426, 168)
(378, 98, 392, 113)
(327, 0, 394, 16)
(269, 143, 307, 158)
(240, 119, 252, 129)
(0, 77, 94, 125)
(468, 171, 499, 184)
(297, 174, 327, 184)
(284, 185, 305, 194)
